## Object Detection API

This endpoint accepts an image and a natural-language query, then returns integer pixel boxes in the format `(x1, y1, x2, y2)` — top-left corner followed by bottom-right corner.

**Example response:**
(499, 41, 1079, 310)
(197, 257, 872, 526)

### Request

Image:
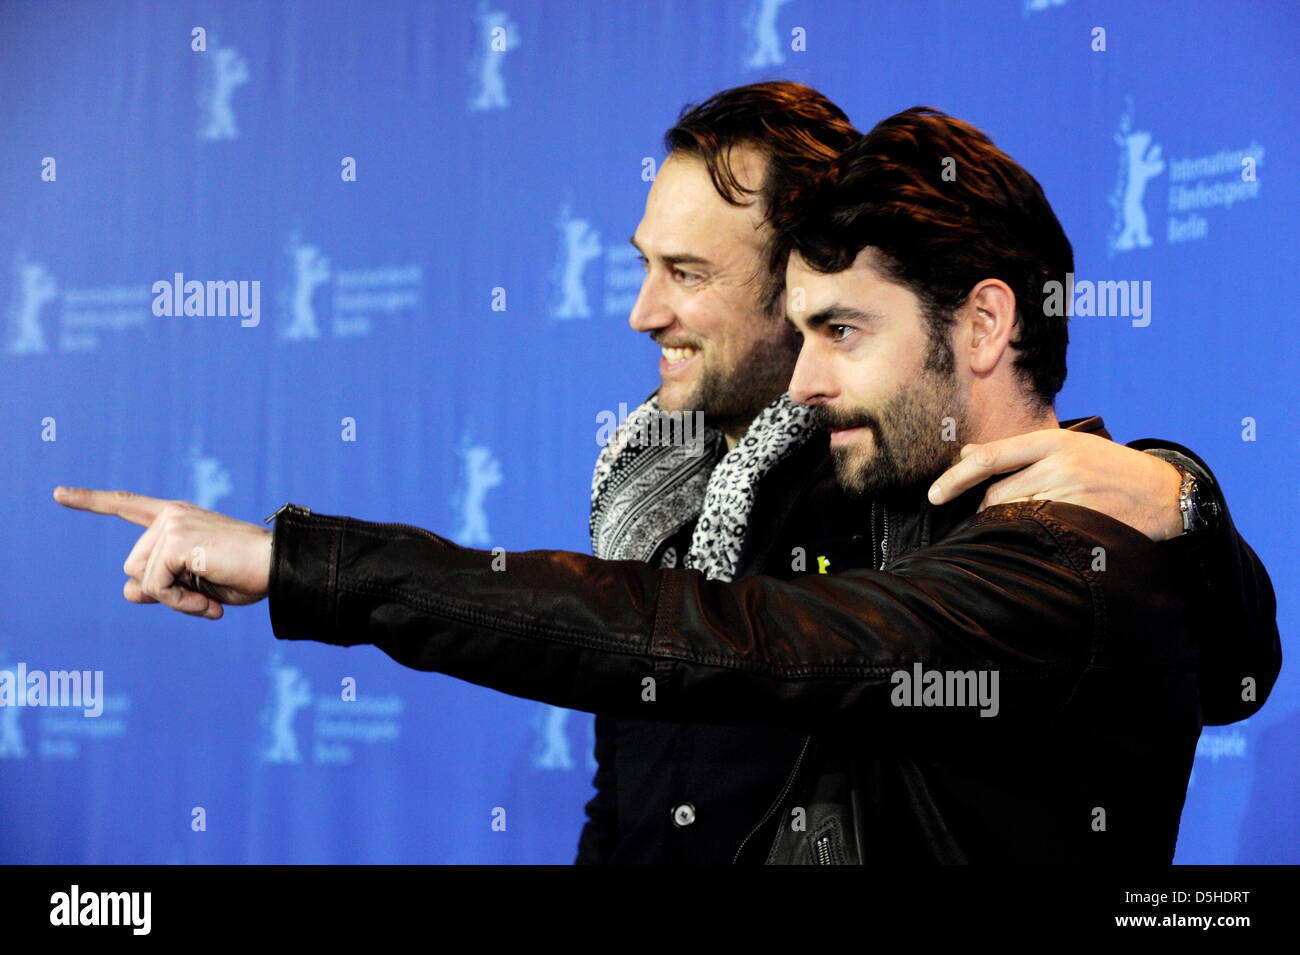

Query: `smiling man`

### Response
(629, 143, 799, 444)
(53, 88, 1280, 865)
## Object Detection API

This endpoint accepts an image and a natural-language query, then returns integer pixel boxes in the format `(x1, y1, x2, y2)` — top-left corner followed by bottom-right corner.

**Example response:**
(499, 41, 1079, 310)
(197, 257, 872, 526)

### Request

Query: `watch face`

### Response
(1176, 470, 1201, 535)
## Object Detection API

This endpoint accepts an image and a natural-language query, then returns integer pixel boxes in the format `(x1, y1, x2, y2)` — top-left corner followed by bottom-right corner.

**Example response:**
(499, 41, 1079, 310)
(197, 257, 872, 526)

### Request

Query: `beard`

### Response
(813, 338, 967, 499)
(658, 322, 798, 435)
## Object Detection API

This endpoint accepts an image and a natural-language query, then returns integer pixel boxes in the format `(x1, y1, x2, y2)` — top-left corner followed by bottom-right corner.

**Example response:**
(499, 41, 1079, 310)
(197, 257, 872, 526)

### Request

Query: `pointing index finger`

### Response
(928, 431, 1066, 505)
(53, 486, 170, 527)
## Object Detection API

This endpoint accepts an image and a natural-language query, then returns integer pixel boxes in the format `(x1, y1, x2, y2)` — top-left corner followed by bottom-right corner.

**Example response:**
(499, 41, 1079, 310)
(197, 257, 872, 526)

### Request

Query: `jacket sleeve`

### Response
(266, 501, 1119, 735)
(1130, 439, 1282, 724)
(573, 715, 618, 865)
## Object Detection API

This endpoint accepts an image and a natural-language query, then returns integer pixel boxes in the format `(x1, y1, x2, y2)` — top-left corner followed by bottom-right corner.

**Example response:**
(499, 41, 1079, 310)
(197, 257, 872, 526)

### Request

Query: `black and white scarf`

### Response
(589, 391, 817, 582)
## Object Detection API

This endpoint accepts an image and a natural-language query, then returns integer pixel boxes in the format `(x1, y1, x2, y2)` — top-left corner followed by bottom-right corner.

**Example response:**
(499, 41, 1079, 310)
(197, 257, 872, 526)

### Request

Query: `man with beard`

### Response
(54, 88, 1279, 865)
(745, 103, 1242, 861)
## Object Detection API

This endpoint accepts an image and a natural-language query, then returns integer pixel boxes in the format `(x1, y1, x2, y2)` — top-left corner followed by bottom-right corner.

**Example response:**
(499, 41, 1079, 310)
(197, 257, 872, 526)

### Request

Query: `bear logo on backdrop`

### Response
(0, 651, 129, 762)
(451, 440, 504, 547)
(276, 230, 422, 341)
(256, 649, 405, 768)
(469, 2, 520, 113)
(280, 234, 331, 341)
(259, 650, 312, 765)
(1109, 104, 1165, 254)
(549, 206, 602, 320)
(5, 252, 57, 356)
(544, 204, 643, 321)
(743, 0, 793, 69)
(1108, 98, 1265, 254)
(531, 705, 598, 772)
(197, 40, 250, 143)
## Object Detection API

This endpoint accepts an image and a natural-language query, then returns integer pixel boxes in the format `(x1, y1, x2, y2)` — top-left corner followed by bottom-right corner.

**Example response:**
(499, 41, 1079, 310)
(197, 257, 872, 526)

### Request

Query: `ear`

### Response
(963, 280, 1017, 375)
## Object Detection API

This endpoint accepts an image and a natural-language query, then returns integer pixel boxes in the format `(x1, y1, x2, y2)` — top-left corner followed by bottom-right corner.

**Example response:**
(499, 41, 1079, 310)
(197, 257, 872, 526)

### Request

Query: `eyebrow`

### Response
(629, 236, 712, 268)
(785, 304, 884, 333)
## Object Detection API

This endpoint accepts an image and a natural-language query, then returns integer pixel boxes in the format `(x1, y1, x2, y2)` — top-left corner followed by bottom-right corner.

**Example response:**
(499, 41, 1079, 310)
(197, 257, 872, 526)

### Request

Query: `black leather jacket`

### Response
(266, 417, 1281, 864)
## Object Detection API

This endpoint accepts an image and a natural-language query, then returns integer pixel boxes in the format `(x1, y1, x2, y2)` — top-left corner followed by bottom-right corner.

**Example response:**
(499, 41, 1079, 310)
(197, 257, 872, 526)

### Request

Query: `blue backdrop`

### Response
(2, 0, 1295, 864)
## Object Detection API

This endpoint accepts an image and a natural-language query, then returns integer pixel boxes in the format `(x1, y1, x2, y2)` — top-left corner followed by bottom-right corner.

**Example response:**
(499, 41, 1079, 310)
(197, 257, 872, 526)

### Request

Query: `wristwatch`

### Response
(1169, 461, 1218, 535)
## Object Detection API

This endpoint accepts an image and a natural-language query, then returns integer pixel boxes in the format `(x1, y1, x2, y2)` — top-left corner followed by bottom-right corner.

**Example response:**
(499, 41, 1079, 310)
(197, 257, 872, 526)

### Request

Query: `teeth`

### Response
(662, 346, 699, 364)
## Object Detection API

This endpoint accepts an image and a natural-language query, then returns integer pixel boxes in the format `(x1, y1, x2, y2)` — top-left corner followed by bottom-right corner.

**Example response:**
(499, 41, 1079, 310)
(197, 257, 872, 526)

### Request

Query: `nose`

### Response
(788, 341, 834, 406)
(628, 267, 673, 334)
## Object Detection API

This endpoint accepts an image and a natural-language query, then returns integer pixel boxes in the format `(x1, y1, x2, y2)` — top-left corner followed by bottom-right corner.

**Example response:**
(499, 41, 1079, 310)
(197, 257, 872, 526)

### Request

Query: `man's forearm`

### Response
(266, 502, 1103, 735)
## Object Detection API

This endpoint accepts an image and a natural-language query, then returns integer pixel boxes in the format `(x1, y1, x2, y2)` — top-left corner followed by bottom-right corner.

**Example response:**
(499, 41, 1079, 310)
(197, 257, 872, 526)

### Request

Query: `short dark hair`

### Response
(782, 106, 1073, 406)
(664, 82, 860, 316)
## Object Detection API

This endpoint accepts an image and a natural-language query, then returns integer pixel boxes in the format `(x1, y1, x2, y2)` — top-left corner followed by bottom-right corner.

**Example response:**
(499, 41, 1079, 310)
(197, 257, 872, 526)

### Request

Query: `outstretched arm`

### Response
(263, 501, 1129, 738)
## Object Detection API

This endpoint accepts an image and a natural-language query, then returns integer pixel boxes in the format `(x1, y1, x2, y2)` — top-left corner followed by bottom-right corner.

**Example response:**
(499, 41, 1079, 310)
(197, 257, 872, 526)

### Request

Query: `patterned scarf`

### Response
(589, 391, 817, 582)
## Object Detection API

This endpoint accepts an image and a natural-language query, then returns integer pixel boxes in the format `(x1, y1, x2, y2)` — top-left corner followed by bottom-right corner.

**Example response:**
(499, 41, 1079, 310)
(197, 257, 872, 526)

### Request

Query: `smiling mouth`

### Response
(661, 345, 699, 365)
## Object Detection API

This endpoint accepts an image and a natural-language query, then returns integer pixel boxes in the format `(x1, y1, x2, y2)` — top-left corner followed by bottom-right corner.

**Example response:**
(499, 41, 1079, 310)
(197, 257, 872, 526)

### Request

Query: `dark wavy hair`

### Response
(780, 106, 1073, 406)
(664, 81, 861, 317)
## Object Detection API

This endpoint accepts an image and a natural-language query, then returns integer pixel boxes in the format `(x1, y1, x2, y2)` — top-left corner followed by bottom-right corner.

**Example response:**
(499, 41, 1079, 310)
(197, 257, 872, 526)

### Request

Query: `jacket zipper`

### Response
(264, 502, 313, 524)
(871, 501, 892, 571)
(813, 833, 834, 865)
(266, 506, 445, 548)
(732, 734, 813, 864)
